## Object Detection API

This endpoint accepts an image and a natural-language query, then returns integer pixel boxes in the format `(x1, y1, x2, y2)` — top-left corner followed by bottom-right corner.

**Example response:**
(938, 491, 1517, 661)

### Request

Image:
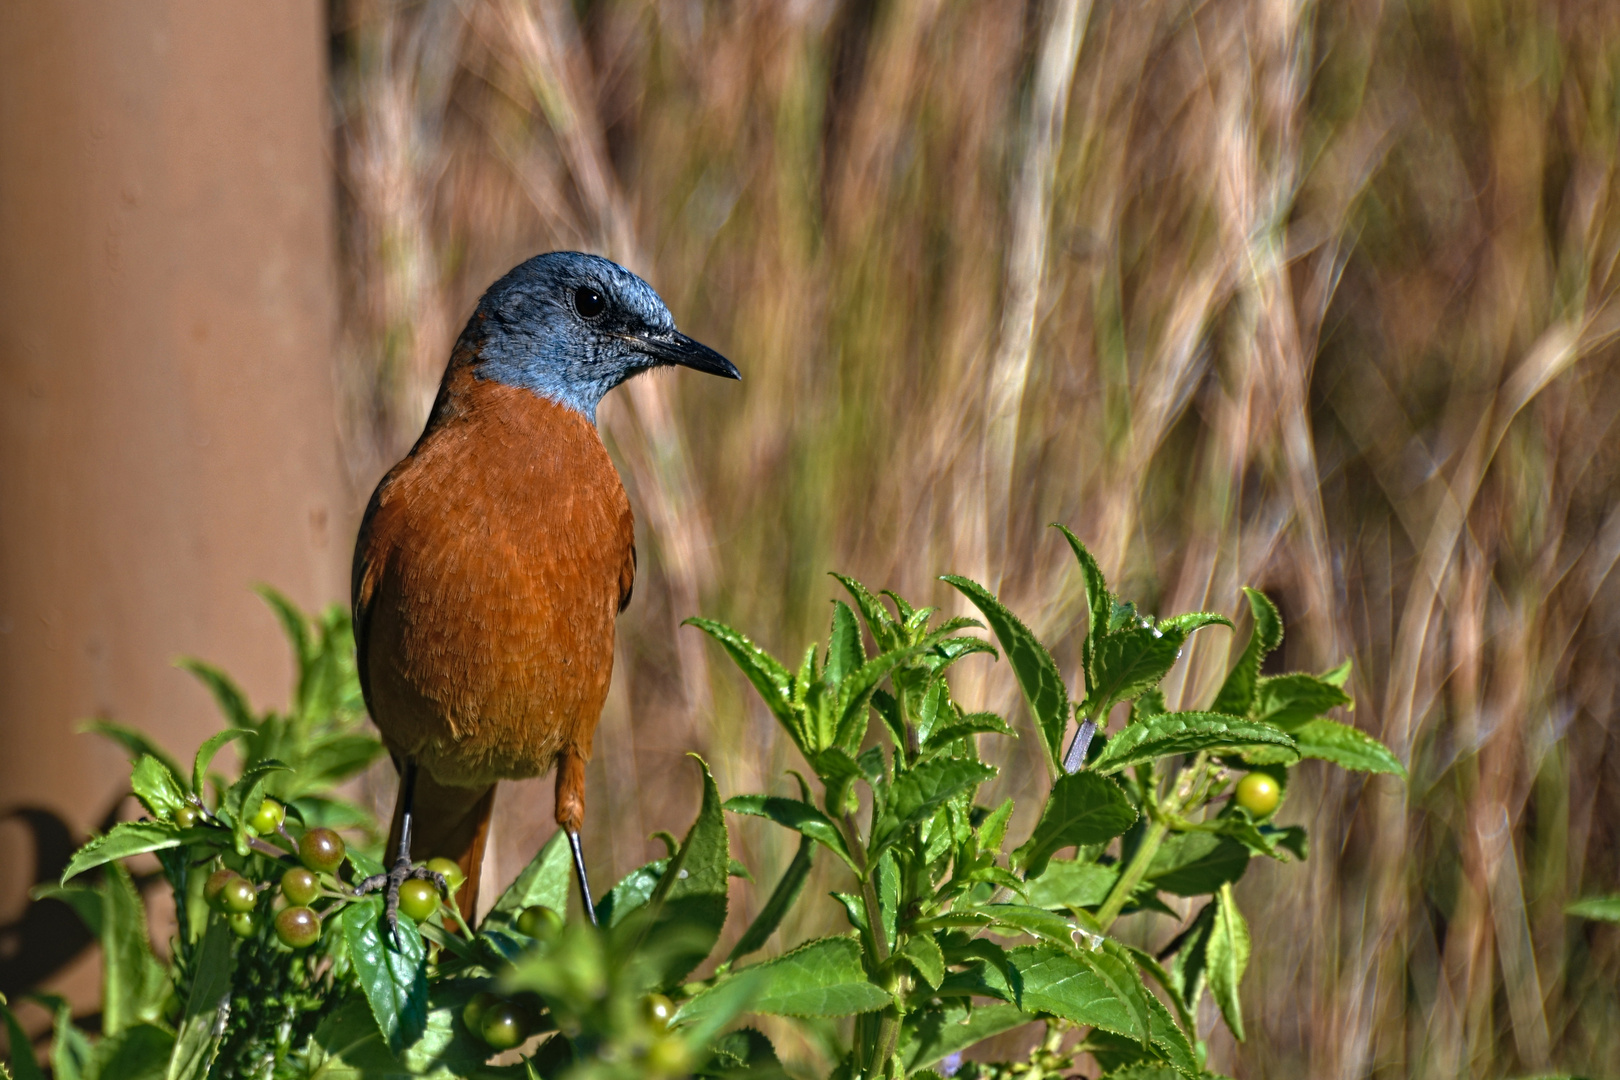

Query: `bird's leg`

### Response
(556, 750, 597, 926)
(357, 757, 447, 937)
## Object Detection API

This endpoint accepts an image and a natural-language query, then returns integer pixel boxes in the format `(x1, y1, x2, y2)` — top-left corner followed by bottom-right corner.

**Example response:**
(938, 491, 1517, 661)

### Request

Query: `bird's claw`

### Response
(356, 857, 449, 939)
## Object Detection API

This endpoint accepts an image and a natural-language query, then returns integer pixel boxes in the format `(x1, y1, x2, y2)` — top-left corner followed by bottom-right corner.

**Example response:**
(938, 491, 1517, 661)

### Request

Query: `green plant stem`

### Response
(1094, 753, 1211, 930)
(842, 812, 899, 1076)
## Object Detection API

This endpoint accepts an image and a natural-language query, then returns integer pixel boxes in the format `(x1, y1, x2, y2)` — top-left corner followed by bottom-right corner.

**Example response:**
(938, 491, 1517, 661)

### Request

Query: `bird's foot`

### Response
(356, 858, 448, 939)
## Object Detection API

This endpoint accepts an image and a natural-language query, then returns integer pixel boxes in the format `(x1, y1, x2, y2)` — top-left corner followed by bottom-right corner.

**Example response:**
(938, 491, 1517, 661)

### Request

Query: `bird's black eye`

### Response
(574, 285, 606, 320)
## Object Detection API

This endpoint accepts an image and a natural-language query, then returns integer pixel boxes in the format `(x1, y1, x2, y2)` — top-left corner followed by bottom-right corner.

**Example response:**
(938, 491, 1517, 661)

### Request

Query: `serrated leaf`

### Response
(1567, 895, 1620, 921)
(1156, 612, 1234, 635)
(1084, 629, 1185, 714)
(725, 795, 856, 872)
(832, 574, 902, 651)
(1009, 945, 1196, 1075)
(983, 904, 1076, 945)
(942, 575, 1069, 772)
(900, 932, 946, 988)
(61, 822, 182, 883)
(102, 862, 169, 1035)
(924, 711, 1014, 750)
(685, 618, 804, 748)
(88, 1024, 174, 1080)
(977, 797, 1016, 854)
(1252, 673, 1353, 729)
(296, 734, 386, 788)
(191, 729, 253, 799)
(131, 756, 187, 820)
(903, 1003, 1031, 1073)
(595, 858, 669, 928)
(1147, 834, 1251, 896)
(343, 895, 428, 1054)
(639, 755, 729, 988)
(1207, 883, 1250, 1041)
(165, 915, 231, 1080)
(1091, 712, 1296, 774)
(872, 758, 997, 855)
(826, 600, 864, 687)
(1052, 525, 1113, 659)
(1013, 772, 1137, 878)
(481, 829, 571, 933)
(1024, 859, 1119, 909)
(679, 936, 891, 1021)
(1210, 589, 1283, 716)
(1289, 719, 1406, 777)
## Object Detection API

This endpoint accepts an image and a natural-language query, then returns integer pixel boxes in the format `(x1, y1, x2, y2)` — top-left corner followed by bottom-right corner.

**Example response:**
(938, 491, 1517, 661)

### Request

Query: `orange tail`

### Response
(386, 772, 497, 923)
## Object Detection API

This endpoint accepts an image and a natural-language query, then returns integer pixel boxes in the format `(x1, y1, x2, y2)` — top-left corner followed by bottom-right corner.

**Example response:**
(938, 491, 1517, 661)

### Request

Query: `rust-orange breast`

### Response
(353, 366, 635, 789)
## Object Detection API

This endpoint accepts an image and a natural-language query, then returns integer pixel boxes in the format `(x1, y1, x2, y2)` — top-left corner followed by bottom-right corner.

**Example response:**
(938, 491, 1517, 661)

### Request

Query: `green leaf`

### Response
(872, 758, 998, 855)
(923, 710, 1013, 750)
(295, 734, 386, 788)
(0, 995, 46, 1080)
(1052, 525, 1113, 662)
(130, 756, 187, 820)
(1207, 883, 1250, 1041)
(1147, 834, 1251, 896)
(191, 729, 253, 798)
(343, 895, 429, 1055)
(1157, 612, 1234, 636)
(481, 829, 572, 933)
(983, 904, 1077, 946)
(698, 1027, 789, 1080)
(1024, 859, 1119, 909)
(729, 833, 814, 962)
(639, 755, 729, 989)
(1567, 895, 1620, 921)
(1289, 719, 1406, 777)
(165, 916, 231, 1080)
(826, 600, 865, 687)
(102, 862, 168, 1036)
(176, 659, 257, 729)
(89, 1024, 174, 1080)
(942, 575, 1069, 772)
(80, 721, 185, 784)
(681, 936, 890, 1021)
(1210, 589, 1283, 716)
(832, 574, 901, 652)
(596, 858, 669, 928)
(725, 795, 857, 872)
(309, 980, 517, 1080)
(903, 1003, 1031, 1073)
(1092, 712, 1296, 774)
(1083, 628, 1185, 715)
(61, 822, 181, 883)
(1013, 772, 1137, 878)
(900, 932, 946, 989)
(1251, 673, 1352, 729)
(1009, 945, 1196, 1075)
(685, 618, 803, 748)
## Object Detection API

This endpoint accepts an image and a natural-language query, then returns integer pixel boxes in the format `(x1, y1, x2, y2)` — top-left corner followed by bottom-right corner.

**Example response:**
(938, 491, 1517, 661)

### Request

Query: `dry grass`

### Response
(329, 1, 1620, 1075)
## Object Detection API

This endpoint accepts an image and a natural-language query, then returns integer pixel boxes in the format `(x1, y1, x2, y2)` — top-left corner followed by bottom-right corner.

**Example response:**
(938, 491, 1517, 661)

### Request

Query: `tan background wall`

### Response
(0, 0, 350, 1023)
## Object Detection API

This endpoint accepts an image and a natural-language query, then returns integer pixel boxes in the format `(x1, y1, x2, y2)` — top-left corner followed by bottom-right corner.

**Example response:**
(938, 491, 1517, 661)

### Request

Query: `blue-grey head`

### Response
(463, 251, 739, 422)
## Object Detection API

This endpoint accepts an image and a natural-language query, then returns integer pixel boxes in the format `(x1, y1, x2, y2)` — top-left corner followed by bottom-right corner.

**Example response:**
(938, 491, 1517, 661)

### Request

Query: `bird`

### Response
(349, 251, 738, 929)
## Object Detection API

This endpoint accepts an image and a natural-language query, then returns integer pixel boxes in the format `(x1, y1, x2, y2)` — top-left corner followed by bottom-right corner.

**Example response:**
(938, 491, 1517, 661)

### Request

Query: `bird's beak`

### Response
(629, 331, 741, 380)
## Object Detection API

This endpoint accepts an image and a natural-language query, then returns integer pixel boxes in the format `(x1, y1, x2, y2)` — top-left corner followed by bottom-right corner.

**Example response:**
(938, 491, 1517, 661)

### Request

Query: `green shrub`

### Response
(1, 531, 1404, 1079)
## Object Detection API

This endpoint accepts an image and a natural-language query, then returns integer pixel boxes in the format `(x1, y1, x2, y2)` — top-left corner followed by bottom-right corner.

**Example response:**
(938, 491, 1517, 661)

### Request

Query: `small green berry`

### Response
(462, 991, 498, 1033)
(480, 1000, 528, 1050)
(275, 906, 321, 948)
(221, 876, 259, 914)
(397, 879, 439, 923)
(643, 992, 675, 1032)
(228, 911, 257, 939)
(204, 868, 237, 909)
(298, 828, 346, 873)
(425, 857, 465, 893)
(1235, 772, 1281, 817)
(175, 805, 200, 828)
(515, 905, 562, 938)
(281, 867, 319, 906)
(249, 798, 285, 836)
